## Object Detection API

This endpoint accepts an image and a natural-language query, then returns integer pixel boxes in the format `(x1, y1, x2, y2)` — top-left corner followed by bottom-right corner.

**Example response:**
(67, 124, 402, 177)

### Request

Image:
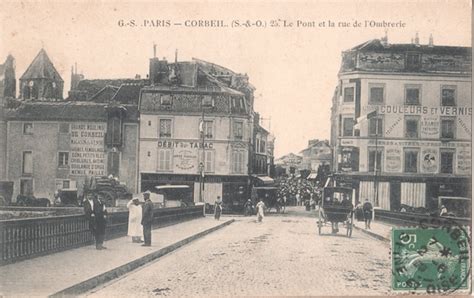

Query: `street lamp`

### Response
(198, 97, 206, 203)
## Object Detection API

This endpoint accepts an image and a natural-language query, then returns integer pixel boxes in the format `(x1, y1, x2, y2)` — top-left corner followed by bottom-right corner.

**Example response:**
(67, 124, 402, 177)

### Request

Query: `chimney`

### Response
(428, 34, 434, 47)
(414, 32, 420, 46)
(381, 30, 389, 47)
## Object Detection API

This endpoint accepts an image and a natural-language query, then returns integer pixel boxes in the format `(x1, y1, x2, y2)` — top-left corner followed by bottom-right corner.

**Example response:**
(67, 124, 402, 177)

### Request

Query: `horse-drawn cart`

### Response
(317, 186, 354, 237)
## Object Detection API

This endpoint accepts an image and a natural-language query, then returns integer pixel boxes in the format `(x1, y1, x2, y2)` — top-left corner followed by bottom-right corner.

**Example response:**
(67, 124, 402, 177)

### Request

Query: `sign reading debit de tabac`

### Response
(158, 141, 213, 173)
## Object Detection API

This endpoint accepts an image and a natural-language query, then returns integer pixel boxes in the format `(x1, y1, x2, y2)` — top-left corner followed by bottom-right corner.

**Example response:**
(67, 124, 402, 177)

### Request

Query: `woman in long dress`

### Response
(127, 197, 143, 242)
(256, 198, 265, 223)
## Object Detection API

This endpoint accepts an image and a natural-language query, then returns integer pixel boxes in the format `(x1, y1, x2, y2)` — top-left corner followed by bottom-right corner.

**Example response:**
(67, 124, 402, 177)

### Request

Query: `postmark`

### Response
(392, 224, 470, 293)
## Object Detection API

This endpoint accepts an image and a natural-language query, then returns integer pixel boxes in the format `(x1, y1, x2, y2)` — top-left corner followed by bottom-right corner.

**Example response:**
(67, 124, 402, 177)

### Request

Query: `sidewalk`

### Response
(352, 220, 392, 242)
(0, 216, 234, 297)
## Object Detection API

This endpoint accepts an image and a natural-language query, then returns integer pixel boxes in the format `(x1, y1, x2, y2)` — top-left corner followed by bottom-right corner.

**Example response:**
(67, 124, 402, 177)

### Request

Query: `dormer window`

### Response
(202, 95, 214, 107)
(160, 94, 172, 105)
(406, 52, 422, 70)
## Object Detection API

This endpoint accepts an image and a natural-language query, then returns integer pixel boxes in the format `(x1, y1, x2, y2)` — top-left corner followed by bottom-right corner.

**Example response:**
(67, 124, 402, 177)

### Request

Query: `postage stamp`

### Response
(392, 226, 470, 293)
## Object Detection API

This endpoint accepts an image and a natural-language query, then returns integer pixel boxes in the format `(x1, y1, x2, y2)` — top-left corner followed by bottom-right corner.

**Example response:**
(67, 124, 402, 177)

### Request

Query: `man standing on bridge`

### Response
(83, 192, 108, 250)
(141, 191, 154, 246)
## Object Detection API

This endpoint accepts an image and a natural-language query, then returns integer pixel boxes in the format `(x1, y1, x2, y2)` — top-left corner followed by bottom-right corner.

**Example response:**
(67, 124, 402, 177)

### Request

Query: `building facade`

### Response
(0, 54, 16, 180)
(3, 50, 139, 202)
(274, 153, 303, 176)
(138, 56, 254, 208)
(300, 139, 333, 172)
(332, 36, 471, 212)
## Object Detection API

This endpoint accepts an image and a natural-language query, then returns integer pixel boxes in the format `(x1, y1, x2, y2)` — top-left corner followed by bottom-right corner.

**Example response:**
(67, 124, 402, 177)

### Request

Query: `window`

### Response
(369, 85, 384, 104)
(405, 116, 420, 139)
(440, 118, 455, 139)
(202, 95, 214, 107)
(55, 179, 70, 190)
(441, 86, 456, 106)
(160, 94, 172, 105)
(405, 85, 421, 105)
(261, 140, 266, 154)
(368, 117, 383, 137)
(232, 151, 245, 174)
(20, 179, 33, 196)
(202, 120, 213, 139)
(342, 118, 355, 136)
(404, 149, 419, 173)
(368, 148, 382, 172)
(22, 151, 33, 174)
(23, 123, 33, 135)
(159, 119, 172, 138)
(406, 53, 421, 70)
(204, 150, 214, 172)
(233, 121, 243, 140)
(58, 152, 69, 168)
(106, 116, 122, 147)
(59, 123, 70, 134)
(157, 149, 172, 171)
(343, 87, 354, 103)
(440, 150, 454, 174)
(256, 138, 260, 153)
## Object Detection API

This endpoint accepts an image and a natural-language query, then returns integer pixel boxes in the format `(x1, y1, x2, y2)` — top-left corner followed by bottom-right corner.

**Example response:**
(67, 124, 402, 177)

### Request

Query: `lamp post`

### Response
(199, 97, 205, 203)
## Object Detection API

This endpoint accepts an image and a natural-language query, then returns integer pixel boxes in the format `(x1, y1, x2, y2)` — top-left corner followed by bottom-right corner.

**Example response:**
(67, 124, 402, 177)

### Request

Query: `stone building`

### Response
(2, 51, 140, 202)
(138, 54, 255, 208)
(0, 54, 16, 181)
(331, 35, 471, 212)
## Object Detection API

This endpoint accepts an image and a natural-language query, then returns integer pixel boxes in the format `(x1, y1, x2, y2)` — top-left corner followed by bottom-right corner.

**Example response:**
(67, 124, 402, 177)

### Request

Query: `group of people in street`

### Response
(214, 196, 266, 223)
(83, 190, 155, 250)
(276, 176, 322, 208)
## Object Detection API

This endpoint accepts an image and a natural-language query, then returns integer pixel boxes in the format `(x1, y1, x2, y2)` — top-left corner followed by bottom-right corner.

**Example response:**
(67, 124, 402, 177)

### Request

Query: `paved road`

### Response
(87, 208, 391, 296)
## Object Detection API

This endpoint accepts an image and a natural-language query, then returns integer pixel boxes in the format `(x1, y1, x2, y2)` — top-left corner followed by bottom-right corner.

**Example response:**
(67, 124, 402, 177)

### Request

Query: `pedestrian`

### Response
(256, 198, 265, 223)
(296, 192, 300, 206)
(83, 192, 108, 250)
(214, 196, 223, 220)
(363, 199, 373, 229)
(439, 205, 448, 217)
(127, 196, 143, 243)
(141, 190, 154, 247)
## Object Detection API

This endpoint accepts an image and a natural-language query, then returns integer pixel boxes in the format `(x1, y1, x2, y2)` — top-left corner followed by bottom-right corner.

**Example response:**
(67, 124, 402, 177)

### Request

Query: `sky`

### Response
(0, 0, 471, 158)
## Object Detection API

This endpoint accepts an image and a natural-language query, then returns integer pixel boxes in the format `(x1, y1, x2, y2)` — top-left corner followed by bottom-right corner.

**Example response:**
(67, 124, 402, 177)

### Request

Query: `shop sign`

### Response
(457, 148, 471, 175)
(70, 123, 106, 176)
(173, 149, 198, 173)
(421, 148, 438, 173)
(341, 139, 355, 146)
(158, 140, 213, 149)
(421, 116, 439, 137)
(385, 147, 401, 172)
(362, 105, 472, 116)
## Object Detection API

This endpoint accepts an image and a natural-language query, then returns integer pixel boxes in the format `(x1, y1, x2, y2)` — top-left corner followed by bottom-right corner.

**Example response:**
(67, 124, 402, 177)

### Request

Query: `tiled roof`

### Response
(111, 83, 144, 104)
(20, 49, 63, 81)
(4, 101, 139, 122)
(70, 79, 148, 101)
(89, 85, 120, 103)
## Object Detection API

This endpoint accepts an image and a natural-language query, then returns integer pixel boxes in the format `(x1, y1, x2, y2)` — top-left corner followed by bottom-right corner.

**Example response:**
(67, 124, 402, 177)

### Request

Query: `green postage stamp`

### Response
(392, 226, 470, 293)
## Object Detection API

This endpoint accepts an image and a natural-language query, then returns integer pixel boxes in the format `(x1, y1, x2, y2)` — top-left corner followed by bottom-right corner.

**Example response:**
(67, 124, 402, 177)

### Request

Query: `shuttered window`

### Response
(158, 149, 172, 171)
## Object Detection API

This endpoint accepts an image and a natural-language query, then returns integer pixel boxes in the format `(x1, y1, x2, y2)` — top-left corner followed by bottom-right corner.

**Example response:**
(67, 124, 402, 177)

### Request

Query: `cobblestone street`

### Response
(88, 208, 392, 296)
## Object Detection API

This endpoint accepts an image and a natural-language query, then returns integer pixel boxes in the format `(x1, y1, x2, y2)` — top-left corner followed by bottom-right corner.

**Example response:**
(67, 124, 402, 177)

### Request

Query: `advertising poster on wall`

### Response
(70, 123, 106, 176)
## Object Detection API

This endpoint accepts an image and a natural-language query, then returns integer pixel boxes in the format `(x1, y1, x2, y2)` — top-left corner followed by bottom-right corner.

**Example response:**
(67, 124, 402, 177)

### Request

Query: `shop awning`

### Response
(252, 175, 275, 185)
(307, 172, 318, 180)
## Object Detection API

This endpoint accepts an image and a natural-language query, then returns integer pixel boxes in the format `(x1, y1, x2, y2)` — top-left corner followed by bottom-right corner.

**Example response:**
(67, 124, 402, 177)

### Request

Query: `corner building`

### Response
(332, 37, 471, 211)
(139, 56, 253, 207)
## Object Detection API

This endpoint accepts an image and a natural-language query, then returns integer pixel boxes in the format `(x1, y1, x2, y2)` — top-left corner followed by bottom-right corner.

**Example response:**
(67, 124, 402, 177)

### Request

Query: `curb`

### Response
(50, 219, 235, 297)
(353, 224, 390, 243)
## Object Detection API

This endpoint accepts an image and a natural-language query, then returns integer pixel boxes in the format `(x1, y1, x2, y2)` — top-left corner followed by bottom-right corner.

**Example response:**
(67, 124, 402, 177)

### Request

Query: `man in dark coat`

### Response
(141, 191, 154, 246)
(363, 199, 373, 230)
(83, 192, 108, 250)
